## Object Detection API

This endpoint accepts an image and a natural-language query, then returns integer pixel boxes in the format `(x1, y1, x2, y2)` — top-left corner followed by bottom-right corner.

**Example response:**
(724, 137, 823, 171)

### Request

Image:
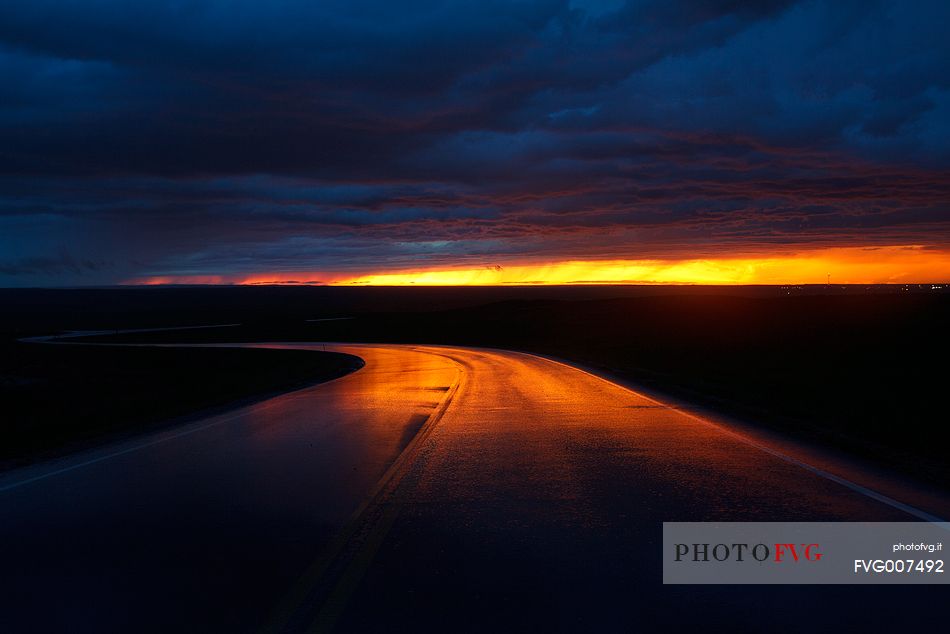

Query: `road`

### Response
(1, 343, 947, 633)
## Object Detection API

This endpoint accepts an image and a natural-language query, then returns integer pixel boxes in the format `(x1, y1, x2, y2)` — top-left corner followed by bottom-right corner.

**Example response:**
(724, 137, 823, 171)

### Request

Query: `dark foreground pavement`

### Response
(1, 344, 946, 633)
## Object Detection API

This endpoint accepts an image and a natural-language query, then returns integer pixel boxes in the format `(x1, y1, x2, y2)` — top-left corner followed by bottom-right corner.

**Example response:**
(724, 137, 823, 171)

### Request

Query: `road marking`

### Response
(263, 351, 464, 634)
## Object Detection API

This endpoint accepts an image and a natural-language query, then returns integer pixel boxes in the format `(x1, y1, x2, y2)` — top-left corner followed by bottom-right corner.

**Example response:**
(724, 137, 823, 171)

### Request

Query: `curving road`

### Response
(1, 344, 947, 633)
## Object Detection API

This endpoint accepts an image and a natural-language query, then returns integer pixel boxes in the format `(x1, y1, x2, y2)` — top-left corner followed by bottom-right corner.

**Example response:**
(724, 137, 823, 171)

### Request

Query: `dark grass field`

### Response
(0, 342, 361, 469)
(2, 285, 947, 487)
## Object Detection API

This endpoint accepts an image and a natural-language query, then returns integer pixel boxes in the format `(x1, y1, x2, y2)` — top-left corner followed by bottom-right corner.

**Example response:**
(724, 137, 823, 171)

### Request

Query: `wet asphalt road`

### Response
(1, 344, 947, 632)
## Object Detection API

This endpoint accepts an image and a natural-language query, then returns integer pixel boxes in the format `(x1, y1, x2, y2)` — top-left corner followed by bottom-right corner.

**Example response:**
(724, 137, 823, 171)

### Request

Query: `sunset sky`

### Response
(1, 0, 948, 286)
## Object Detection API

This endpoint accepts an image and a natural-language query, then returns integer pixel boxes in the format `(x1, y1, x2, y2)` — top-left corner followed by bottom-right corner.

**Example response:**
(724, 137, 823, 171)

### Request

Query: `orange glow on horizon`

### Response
(137, 275, 227, 285)
(127, 245, 950, 286)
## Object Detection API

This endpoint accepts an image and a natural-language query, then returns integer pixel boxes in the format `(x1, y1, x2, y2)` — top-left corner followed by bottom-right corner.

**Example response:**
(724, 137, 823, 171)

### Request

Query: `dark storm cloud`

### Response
(0, 0, 948, 284)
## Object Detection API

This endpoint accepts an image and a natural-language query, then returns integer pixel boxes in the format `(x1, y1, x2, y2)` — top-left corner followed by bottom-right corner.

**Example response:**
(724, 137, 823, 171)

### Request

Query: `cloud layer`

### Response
(1, 0, 948, 284)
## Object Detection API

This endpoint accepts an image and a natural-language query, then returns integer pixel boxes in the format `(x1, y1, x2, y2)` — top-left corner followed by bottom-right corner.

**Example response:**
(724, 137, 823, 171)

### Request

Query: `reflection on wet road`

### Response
(1, 344, 947, 632)
(0, 345, 458, 632)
